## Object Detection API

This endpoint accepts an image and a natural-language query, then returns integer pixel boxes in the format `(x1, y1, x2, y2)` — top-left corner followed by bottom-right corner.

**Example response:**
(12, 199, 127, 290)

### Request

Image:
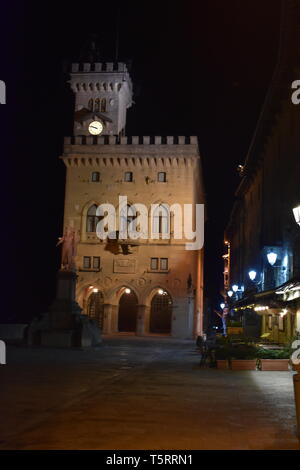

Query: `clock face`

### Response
(88, 120, 103, 135)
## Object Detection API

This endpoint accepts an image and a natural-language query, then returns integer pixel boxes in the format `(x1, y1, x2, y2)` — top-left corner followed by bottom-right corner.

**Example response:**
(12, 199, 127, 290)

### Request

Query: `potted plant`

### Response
(230, 344, 258, 370)
(256, 348, 290, 371)
(215, 346, 230, 369)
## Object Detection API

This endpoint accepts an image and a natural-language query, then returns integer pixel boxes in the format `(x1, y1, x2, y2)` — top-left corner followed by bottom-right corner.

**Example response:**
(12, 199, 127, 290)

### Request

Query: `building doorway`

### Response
(87, 290, 104, 329)
(150, 291, 172, 334)
(118, 290, 138, 332)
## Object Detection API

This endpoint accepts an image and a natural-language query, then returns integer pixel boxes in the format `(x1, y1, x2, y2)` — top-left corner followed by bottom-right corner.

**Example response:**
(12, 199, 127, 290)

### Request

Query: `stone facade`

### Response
(60, 61, 205, 339)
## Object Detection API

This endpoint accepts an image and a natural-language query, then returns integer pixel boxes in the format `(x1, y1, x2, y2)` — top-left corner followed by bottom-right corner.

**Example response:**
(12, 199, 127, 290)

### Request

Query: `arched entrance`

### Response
(87, 291, 104, 329)
(150, 290, 173, 334)
(118, 290, 138, 332)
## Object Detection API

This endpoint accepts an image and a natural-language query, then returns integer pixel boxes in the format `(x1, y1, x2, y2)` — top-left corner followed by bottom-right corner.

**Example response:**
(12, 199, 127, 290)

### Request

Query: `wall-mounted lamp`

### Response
(232, 285, 239, 292)
(248, 270, 257, 281)
(125, 288, 131, 294)
(293, 206, 300, 226)
(279, 309, 288, 318)
(267, 251, 277, 266)
(220, 303, 225, 309)
(227, 290, 233, 298)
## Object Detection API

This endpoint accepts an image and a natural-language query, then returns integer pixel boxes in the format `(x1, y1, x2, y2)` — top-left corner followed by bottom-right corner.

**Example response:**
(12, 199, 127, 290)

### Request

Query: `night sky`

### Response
(0, 0, 281, 322)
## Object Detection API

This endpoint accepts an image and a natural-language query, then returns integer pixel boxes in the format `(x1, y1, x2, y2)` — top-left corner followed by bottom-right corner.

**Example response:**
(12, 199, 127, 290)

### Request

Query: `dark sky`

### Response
(0, 0, 281, 321)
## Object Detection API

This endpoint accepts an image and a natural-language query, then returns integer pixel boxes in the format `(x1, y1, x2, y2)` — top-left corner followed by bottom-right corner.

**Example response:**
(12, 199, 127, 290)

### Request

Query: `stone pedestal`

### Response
(28, 270, 101, 348)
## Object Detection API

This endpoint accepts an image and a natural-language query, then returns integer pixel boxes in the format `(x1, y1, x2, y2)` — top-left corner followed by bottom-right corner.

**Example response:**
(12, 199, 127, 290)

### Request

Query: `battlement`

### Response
(64, 136, 198, 146)
(71, 62, 128, 74)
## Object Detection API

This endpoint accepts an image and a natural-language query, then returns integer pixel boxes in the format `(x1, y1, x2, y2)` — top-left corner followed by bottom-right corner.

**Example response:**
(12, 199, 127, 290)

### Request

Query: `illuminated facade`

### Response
(224, 1, 300, 342)
(60, 58, 205, 339)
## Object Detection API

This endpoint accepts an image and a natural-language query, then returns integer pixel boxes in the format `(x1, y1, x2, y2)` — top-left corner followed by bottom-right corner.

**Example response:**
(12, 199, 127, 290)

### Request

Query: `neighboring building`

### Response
(60, 57, 205, 339)
(224, 0, 300, 343)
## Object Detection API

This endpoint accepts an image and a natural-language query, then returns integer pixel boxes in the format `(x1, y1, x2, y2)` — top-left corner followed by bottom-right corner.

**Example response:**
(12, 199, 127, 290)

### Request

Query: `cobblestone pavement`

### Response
(0, 335, 299, 450)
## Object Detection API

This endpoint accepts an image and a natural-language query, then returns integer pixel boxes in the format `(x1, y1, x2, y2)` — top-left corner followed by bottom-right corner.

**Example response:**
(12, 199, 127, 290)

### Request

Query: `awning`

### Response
(233, 287, 287, 313)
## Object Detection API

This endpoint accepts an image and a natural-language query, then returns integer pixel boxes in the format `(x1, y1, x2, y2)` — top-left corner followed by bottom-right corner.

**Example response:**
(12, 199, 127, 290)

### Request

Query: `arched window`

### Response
(86, 204, 99, 232)
(152, 204, 169, 236)
(101, 98, 106, 112)
(119, 204, 137, 236)
(94, 98, 100, 112)
(88, 98, 94, 111)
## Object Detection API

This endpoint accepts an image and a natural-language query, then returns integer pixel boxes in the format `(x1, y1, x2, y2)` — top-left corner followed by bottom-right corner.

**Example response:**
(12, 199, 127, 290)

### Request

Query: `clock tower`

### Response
(69, 60, 133, 137)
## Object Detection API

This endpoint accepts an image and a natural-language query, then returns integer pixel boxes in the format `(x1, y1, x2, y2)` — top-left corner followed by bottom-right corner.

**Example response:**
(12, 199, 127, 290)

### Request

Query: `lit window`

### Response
(268, 315, 272, 330)
(91, 172, 100, 182)
(124, 172, 133, 182)
(151, 258, 159, 270)
(93, 257, 100, 269)
(83, 256, 91, 269)
(86, 204, 99, 232)
(158, 172, 166, 182)
(279, 315, 286, 332)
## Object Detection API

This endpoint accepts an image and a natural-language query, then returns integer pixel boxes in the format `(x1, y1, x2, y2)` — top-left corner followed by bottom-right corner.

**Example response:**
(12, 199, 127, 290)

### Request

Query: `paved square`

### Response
(0, 336, 299, 450)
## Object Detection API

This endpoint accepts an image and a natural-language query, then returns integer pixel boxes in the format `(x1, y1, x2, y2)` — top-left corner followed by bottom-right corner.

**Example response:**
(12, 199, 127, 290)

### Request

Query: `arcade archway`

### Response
(118, 290, 138, 332)
(150, 290, 173, 334)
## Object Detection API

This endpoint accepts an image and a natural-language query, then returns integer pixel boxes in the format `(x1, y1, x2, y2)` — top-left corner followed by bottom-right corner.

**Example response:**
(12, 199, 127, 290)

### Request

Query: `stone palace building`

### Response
(60, 57, 205, 339)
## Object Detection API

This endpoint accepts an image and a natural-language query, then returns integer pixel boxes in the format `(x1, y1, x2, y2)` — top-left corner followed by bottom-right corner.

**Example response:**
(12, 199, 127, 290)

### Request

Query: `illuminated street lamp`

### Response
(248, 270, 257, 281)
(232, 285, 239, 293)
(293, 205, 300, 226)
(227, 290, 233, 298)
(267, 251, 277, 266)
(220, 303, 225, 309)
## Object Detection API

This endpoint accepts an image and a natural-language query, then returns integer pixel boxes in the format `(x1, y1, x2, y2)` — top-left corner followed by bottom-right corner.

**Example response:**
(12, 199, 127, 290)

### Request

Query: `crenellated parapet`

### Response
(61, 136, 199, 168)
(64, 136, 198, 146)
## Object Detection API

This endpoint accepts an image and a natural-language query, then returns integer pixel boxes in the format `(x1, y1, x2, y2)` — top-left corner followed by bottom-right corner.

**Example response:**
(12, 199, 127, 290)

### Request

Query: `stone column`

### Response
(136, 305, 151, 336)
(102, 304, 113, 334)
(110, 305, 119, 333)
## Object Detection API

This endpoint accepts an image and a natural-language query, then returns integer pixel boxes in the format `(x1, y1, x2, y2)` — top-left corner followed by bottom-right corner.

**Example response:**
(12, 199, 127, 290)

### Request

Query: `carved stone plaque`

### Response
(113, 258, 136, 274)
